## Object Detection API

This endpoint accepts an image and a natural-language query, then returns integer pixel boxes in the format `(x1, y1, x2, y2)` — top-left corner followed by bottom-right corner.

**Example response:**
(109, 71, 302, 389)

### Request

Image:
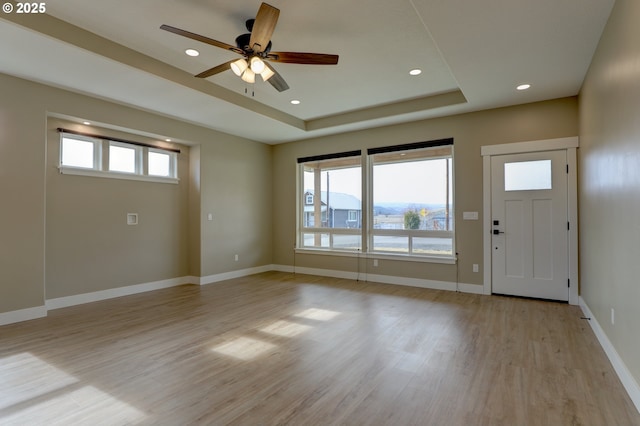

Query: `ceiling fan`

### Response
(160, 2, 339, 92)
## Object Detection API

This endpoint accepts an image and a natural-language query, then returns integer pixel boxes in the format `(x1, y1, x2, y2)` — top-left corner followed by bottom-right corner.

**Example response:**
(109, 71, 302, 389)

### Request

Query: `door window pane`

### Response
(504, 160, 551, 191)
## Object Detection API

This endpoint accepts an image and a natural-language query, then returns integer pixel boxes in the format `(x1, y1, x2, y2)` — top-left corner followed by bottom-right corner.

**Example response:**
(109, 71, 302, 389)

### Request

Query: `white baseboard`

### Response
(46, 276, 194, 310)
(365, 273, 457, 291)
(0, 305, 47, 326)
(292, 266, 359, 281)
(458, 282, 485, 294)
(288, 265, 464, 293)
(271, 264, 295, 273)
(199, 265, 275, 285)
(580, 297, 640, 414)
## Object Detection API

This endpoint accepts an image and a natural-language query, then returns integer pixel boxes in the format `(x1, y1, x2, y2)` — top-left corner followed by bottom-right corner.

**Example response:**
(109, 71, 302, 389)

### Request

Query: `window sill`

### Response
(294, 248, 456, 264)
(59, 166, 179, 184)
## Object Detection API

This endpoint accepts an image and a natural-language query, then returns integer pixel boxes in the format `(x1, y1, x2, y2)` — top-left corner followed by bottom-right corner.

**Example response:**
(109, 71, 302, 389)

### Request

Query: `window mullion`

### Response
(100, 139, 108, 171)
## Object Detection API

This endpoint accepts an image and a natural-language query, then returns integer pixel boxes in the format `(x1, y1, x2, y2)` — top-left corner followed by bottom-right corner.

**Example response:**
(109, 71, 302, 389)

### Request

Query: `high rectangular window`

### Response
(109, 142, 139, 174)
(59, 131, 178, 183)
(61, 135, 99, 169)
(148, 150, 172, 177)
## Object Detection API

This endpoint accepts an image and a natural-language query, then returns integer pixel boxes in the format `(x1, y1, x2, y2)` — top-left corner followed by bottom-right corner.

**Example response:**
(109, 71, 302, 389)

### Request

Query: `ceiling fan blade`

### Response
(264, 63, 289, 92)
(195, 60, 235, 78)
(267, 52, 339, 65)
(160, 24, 244, 55)
(249, 3, 280, 53)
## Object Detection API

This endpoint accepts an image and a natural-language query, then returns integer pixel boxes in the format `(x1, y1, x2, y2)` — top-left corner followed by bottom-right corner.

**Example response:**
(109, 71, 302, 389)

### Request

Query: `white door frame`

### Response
(481, 137, 579, 305)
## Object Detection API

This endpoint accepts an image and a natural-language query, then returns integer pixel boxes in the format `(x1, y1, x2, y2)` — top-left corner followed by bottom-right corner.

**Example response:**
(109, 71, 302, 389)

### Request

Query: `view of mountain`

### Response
(373, 203, 448, 216)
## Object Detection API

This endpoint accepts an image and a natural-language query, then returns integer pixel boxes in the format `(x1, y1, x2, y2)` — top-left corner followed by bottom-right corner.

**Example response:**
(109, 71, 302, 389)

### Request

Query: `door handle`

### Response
(493, 229, 505, 235)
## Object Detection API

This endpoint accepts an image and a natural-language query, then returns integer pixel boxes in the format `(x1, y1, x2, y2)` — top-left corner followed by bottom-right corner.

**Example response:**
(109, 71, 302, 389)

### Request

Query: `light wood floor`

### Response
(1, 272, 638, 425)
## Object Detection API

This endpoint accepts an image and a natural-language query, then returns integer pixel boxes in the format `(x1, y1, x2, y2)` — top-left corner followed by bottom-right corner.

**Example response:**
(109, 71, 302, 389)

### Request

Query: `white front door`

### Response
(490, 150, 569, 301)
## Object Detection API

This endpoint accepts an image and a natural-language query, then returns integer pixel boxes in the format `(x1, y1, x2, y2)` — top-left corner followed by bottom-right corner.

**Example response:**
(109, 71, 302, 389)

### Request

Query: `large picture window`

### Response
(297, 140, 454, 261)
(369, 144, 454, 257)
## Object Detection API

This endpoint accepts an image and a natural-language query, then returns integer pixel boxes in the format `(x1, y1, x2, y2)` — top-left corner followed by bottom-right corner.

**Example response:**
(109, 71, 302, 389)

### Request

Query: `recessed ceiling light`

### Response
(290, 100, 301, 105)
(409, 69, 422, 76)
(83, 121, 91, 125)
(185, 49, 200, 57)
(165, 138, 172, 142)
(516, 83, 531, 91)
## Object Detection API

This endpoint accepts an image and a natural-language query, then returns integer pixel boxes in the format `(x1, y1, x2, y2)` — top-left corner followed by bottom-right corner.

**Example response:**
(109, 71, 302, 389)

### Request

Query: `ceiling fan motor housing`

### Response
(235, 33, 271, 54)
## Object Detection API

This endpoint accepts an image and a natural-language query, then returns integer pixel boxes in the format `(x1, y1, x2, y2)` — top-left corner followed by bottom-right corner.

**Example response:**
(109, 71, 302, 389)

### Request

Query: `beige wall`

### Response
(273, 97, 578, 286)
(45, 119, 190, 298)
(579, 0, 640, 386)
(0, 76, 46, 313)
(199, 132, 273, 277)
(0, 72, 273, 314)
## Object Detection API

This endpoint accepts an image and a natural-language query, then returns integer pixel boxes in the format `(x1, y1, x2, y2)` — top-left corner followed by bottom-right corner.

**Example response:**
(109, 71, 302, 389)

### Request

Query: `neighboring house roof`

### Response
(304, 191, 361, 211)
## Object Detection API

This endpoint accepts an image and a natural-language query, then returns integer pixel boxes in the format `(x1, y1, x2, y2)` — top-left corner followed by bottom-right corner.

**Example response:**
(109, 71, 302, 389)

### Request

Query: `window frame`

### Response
(59, 132, 179, 184)
(297, 153, 363, 253)
(108, 141, 143, 175)
(296, 140, 455, 264)
(148, 148, 177, 178)
(60, 133, 102, 171)
(367, 146, 455, 260)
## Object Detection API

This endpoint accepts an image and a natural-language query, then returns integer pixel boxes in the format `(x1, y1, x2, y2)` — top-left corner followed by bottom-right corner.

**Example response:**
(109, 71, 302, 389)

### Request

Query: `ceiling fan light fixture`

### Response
(231, 59, 248, 76)
(241, 68, 256, 83)
(260, 66, 275, 81)
(250, 56, 266, 74)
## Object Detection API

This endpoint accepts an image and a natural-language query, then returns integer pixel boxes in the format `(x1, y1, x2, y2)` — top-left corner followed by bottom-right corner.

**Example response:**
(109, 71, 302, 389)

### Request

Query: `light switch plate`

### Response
(463, 211, 479, 220)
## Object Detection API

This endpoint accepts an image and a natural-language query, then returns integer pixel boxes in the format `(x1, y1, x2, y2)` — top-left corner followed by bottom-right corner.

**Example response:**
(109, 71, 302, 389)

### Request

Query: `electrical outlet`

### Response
(472, 264, 479, 273)
(611, 308, 615, 325)
(234, 254, 239, 262)
(373, 259, 379, 267)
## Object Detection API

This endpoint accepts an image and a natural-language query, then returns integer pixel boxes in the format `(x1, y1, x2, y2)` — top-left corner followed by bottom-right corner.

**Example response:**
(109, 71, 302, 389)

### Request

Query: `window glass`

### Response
(504, 160, 551, 191)
(149, 151, 171, 177)
(109, 144, 137, 173)
(412, 237, 453, 256)
(302, 158, 361, 230)
(372, 235, 409, 253)
(302, 233, 330, 248)
(61, 136, 95, 169)
(372, 157, 452, 231)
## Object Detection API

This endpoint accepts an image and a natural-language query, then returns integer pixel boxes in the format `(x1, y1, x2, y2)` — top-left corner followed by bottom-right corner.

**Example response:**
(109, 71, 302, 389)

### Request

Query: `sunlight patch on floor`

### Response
(0, 353, 146, 424)
(211, 337, 277, 361)
(294, 308, 341, 321)
(0, 353, 78, 411)
(260, 320, 312, 337)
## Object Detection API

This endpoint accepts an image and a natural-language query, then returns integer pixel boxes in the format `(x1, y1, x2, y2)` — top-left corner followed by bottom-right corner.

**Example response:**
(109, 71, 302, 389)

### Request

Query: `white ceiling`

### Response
(0, 0, 614, 144)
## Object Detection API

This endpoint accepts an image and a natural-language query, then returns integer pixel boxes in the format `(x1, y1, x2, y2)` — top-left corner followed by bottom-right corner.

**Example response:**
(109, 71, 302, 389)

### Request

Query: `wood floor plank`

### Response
(1, 271, 638, 425)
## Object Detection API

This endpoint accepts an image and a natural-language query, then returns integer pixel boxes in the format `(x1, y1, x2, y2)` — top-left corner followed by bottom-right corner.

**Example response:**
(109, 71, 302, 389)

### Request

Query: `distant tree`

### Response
(404, 209, 421, 230)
